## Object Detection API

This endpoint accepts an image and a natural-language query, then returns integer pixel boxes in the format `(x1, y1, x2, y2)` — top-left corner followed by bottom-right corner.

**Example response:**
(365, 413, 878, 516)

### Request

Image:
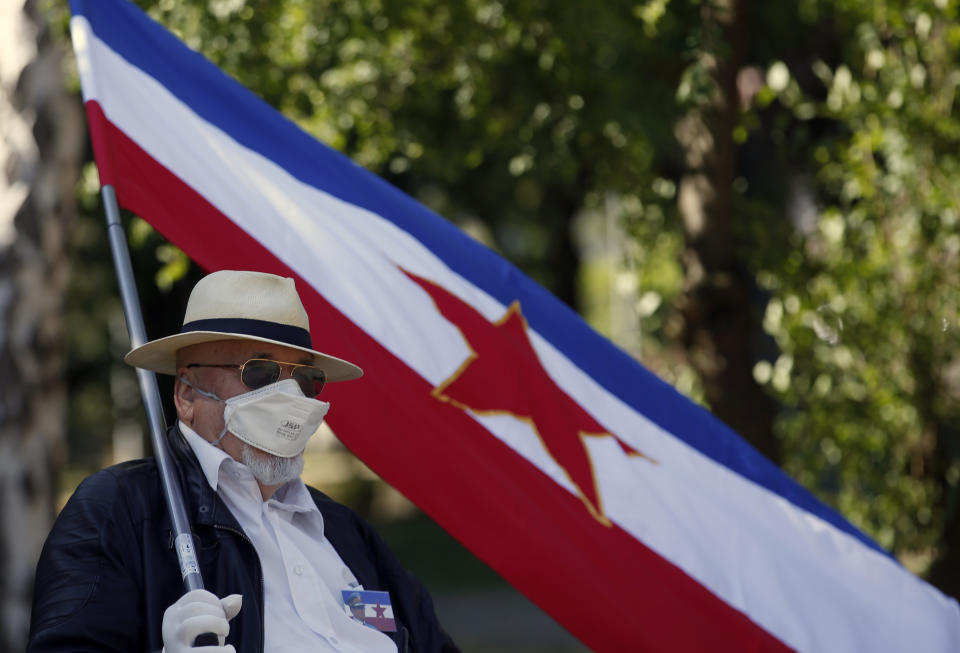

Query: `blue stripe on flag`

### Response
(70, 0, 890, 558)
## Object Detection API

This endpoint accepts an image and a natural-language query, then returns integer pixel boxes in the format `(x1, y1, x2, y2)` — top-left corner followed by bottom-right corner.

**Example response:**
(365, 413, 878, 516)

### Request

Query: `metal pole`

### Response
(101, 185, 206, 593)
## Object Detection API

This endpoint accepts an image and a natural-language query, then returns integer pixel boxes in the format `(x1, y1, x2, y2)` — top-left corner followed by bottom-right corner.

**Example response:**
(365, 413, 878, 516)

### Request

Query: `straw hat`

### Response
(124, 270, 363, 382)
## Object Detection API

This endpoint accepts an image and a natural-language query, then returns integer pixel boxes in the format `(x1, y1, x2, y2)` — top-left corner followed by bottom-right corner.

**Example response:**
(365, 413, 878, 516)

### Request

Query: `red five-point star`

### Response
(402, 269, 655, 525)
(373, 601, 386, 618)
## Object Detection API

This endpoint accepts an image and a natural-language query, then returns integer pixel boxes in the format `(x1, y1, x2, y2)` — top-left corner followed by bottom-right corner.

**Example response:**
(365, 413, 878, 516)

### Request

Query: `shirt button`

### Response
(293, 565, 303, 576)
(330, 637, 339, 645)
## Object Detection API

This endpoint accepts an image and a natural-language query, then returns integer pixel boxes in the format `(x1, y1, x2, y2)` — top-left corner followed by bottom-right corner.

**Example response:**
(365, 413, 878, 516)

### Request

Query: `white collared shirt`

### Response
(181, 422, 397, 653)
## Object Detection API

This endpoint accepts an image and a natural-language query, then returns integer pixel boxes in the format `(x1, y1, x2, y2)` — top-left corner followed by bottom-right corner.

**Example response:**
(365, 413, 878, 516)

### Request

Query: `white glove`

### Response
(161, 589, 242, 653)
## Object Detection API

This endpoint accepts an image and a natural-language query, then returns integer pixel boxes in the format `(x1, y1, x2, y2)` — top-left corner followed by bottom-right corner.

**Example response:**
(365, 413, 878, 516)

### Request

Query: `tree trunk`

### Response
(0, 0, 84, 648)
(674, 0, 779, 462)
(914, 347, 960, 599)
(930, 494, 960, 598)
(542, 183, 584, 311)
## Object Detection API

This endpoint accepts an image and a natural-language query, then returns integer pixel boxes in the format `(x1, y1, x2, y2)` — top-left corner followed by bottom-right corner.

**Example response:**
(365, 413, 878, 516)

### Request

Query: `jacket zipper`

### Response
(212, 523, 265, 653)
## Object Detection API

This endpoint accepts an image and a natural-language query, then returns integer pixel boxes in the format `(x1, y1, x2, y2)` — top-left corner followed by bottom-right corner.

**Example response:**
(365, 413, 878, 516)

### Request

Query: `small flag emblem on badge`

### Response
(341, 589, 397, 632)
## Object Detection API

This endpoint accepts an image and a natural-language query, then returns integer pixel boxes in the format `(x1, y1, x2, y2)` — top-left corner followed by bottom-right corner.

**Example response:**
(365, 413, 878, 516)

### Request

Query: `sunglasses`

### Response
(186, 358, 326, 396)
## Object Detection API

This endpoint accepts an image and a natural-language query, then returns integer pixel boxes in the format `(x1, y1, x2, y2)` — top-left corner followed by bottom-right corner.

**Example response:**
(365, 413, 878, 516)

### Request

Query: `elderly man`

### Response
(28, 270, 457, 653)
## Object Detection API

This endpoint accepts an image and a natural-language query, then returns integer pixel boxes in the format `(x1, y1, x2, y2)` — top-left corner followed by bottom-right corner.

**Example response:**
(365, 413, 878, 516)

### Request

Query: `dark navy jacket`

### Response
(28, 425, 457, 652)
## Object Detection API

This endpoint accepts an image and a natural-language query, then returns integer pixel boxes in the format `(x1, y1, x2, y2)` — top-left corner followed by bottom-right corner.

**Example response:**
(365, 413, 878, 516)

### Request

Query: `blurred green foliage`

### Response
(44, 0, 960, 596)
(744, 1, 960, 565)
(611, 0, 960, 581)
(138, 0, 697, 307)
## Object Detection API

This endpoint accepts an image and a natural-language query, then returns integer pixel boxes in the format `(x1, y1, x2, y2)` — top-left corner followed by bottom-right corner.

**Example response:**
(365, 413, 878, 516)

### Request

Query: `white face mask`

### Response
(182, 376, 330, 458)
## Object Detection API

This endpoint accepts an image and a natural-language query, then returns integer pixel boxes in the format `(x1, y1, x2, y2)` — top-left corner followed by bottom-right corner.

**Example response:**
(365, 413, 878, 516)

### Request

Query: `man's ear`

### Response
(173, 373, 195, 425)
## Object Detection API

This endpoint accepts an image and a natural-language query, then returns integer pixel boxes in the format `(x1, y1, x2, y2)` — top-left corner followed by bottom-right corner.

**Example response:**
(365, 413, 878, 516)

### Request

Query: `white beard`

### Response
(240, 443, 304, 486)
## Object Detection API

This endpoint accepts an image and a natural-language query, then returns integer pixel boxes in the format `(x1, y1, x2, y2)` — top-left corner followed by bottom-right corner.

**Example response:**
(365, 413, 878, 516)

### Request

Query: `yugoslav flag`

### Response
(69, 1, 960, 651)
(341, 590, 397, 633)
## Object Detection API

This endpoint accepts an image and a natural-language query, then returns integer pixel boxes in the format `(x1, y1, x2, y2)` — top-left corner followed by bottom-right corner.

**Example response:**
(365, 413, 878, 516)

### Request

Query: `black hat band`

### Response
(180, 318, 313, 350)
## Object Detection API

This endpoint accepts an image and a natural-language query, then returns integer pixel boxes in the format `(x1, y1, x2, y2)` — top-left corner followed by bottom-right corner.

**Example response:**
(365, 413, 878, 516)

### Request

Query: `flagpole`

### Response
(101, 185, 218, 646)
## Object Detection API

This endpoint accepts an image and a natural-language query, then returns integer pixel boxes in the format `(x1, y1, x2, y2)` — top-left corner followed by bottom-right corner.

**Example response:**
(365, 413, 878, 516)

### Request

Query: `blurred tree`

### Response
(630, 0, 960, 595)
(669, 0, 781, 461)
(134, 0, 689, 309)
(0, 0, 84, 648)
(744, 0, 960, 594)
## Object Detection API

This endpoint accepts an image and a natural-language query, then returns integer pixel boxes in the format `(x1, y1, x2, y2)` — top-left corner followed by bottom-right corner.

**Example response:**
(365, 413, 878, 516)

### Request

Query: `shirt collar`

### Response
(180, 421, 232, 491)
(270, 479, 319, 514)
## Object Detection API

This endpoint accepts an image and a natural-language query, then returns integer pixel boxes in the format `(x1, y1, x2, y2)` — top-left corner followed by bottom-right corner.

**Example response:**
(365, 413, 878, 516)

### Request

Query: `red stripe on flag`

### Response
(85, 99, 793, 653)
(85, 101, 118, 187)
(366, 617, 397, 632)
